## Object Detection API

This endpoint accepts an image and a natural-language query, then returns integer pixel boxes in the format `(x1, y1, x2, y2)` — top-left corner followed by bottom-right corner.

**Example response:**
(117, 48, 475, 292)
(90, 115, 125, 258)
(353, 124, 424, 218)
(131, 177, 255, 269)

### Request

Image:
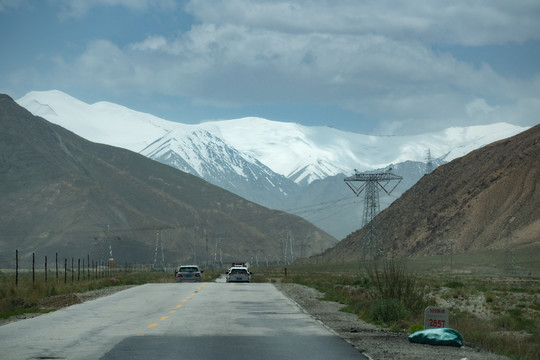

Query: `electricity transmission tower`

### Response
(345, 168, 402, 259)
(425, 148, 434, 174)
(153, 230, 165, 271)
(504, 217, 516, 273)
(282, 231, 294, 265)
(214, 239, 223, 269)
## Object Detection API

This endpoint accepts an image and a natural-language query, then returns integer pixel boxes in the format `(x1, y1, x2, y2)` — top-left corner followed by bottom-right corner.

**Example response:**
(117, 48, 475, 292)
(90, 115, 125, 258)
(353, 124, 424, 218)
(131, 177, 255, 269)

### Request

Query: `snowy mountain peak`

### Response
(141, 127, 256, 179)
(15, 90, 532, 240)
(17, 90, 530, 186)
(17, 90, 176, 152)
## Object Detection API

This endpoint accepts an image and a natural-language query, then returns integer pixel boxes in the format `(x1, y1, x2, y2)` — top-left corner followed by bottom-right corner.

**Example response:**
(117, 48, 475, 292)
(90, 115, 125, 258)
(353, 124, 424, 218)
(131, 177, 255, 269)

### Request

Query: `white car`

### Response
(176, 265, 203, 282)
(226, 266, 251, 283)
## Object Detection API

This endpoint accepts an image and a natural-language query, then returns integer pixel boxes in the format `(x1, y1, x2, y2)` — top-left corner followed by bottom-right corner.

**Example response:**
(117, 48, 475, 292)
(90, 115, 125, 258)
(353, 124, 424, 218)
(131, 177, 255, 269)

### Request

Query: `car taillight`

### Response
(177, 274, 183, 277)
(195, 273, 201, 277)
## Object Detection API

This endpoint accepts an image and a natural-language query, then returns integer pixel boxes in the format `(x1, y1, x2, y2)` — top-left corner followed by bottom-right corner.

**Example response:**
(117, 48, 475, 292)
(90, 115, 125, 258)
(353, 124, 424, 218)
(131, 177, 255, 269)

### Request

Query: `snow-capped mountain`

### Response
(16, 90, 530, 239)
(18, 90, 528, 184)
(198, 118, 354, 184)
(18, 90, 173, 152)
(200, 117, 529, 183)
(18, 90, 297, 206)
(140, 127, 298, 204)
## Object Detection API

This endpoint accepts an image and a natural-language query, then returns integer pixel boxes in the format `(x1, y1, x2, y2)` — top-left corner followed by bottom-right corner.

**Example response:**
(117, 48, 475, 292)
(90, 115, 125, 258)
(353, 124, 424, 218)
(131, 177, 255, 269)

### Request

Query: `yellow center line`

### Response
(142, 284, 210, 335)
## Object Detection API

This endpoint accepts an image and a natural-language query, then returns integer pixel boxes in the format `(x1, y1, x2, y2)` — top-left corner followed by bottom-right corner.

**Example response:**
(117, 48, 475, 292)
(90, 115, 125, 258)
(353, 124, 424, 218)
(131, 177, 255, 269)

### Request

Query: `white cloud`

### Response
(186, 0, 540, 46)
(493, 97, 540, 127)
(66, 20, 533, 126)
(465, 98, 497, 118)
(120, 25, 512, 99)
(0, 0, 30, 12)
(53, 0, 177, 18)
(130, 36, 168, 52)
(41, 0, 540, 134)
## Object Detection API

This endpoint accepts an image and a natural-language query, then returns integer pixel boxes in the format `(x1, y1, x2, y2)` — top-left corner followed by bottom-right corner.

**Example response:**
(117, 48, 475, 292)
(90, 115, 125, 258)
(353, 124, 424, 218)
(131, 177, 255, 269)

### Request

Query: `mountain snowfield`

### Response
(16, 90, 530, 240)
(17, 90, 528, 184)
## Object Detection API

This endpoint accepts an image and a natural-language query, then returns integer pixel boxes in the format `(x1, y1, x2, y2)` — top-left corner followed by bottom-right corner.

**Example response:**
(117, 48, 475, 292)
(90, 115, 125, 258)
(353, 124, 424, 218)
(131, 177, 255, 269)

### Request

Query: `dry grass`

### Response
(0, 268, 222, 319)
(255, 261, 540, 360)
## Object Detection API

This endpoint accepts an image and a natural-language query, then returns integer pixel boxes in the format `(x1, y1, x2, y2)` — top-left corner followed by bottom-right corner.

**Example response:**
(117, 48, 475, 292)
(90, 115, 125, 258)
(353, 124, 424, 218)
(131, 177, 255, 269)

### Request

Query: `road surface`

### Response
(0, 278, 367, 359)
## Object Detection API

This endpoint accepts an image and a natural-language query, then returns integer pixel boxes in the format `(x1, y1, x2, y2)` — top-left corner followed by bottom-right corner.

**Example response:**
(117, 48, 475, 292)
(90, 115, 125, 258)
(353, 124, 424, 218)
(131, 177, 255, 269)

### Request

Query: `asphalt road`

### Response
(0, 278, 367, 359)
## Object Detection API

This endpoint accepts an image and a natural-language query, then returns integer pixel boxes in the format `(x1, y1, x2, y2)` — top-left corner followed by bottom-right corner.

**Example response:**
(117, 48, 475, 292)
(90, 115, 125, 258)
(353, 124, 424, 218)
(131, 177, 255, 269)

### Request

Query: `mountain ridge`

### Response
(317, 124, 540, 262)
(18, 90, 529, 182)
(16, 90, 530, 240)
(0, 94, 336, 266)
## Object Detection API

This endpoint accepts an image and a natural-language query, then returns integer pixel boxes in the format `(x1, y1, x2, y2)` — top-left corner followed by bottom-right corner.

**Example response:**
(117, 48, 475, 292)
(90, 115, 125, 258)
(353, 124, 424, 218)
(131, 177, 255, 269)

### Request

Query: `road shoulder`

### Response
(275, 282, 510, 360)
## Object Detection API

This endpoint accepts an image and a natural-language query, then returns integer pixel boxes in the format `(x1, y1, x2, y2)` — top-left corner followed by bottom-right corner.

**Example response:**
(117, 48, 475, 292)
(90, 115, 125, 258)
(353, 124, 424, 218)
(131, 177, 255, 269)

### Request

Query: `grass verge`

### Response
(255, 261, 540, 360)
(0, 268, 222, 320)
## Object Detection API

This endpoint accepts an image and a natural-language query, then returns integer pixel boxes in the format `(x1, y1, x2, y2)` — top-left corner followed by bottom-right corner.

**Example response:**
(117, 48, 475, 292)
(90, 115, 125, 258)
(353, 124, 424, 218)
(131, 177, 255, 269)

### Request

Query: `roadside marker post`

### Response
(424, 306, 449, 329)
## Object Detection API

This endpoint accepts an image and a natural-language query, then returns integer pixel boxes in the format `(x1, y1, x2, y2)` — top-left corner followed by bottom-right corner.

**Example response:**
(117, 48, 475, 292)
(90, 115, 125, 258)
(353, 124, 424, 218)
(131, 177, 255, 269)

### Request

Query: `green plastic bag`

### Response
(408, 328, 463, 347)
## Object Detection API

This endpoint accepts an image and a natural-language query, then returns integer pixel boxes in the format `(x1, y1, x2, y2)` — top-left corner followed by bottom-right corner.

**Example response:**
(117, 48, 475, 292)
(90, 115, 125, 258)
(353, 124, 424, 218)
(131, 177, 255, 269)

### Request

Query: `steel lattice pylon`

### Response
(345, 169, 402, 259)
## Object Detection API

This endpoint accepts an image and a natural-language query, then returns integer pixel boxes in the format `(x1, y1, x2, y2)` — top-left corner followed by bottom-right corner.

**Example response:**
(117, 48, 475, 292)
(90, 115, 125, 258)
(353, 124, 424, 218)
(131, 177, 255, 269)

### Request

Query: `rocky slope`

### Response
(319, 124, 540, 261)
(0, 94, 336, 266)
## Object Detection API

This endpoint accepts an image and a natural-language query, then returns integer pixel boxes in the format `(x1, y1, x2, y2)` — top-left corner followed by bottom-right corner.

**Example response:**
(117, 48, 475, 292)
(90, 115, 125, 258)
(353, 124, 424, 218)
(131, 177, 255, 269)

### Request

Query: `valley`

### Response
(16, 90, 529, 240)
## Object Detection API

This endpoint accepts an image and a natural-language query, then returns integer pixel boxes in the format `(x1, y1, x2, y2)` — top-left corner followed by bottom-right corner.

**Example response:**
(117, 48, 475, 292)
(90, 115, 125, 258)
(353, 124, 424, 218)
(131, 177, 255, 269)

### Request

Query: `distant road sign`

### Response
(424, 306, 449, 329)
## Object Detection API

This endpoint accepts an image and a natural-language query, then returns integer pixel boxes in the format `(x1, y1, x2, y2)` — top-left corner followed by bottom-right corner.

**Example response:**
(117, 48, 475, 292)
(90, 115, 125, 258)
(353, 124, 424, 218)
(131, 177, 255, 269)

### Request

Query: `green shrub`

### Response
(366, 260, 426, 315)
(444, 281, 465, 288)
(408, 324, 424, 333)
(46, 286, 58, 297)
(494, 309, 537, 334)
(368, 298, 410, 323)
(451, 288, 467, 299)
(351, 276, 370, 287)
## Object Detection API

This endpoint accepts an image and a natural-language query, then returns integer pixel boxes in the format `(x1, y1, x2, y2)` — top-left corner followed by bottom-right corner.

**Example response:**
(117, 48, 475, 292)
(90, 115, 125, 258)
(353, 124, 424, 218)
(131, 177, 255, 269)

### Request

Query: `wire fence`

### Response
(6, 249, 158, 286)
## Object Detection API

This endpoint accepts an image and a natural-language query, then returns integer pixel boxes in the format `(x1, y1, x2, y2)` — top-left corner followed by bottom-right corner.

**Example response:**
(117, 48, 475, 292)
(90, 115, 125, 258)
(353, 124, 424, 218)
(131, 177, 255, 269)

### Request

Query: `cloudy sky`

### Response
(1, 0, 539, 135)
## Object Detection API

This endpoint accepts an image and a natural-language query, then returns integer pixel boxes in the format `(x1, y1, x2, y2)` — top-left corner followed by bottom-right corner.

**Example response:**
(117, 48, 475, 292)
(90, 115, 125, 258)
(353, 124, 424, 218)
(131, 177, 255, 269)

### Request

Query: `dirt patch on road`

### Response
(0, 286, 135, 327)
(275, 283, 510, 360)
(38, 293, 83, 309)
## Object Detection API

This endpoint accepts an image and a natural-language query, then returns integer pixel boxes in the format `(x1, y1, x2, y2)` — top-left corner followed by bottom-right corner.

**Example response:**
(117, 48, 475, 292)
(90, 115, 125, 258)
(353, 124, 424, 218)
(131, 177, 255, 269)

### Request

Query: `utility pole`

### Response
(345, 168, 402, 259)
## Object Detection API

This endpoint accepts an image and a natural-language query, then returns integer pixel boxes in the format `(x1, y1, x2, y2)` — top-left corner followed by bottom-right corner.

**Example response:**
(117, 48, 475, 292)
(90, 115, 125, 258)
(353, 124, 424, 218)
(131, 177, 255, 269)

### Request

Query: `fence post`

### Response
(56, 252, 59, 282)
(64, 258, 67, 284)
(15, 249, 18, 286)
(87, 255, 90, 279)
(71, 258, 74, 283)
(45, 255, 48, 282)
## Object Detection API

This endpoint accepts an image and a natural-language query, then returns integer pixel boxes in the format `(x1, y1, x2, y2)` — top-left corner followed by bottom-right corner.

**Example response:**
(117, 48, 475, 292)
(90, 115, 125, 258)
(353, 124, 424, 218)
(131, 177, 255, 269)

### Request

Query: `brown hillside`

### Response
(0, 94, 336, 267)
(322, 124, 539, 261)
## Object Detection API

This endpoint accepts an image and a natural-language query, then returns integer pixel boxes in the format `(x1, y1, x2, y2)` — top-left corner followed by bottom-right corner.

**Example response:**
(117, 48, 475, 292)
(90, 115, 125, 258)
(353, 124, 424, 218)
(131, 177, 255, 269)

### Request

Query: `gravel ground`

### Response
(275, 283, 510, 360)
